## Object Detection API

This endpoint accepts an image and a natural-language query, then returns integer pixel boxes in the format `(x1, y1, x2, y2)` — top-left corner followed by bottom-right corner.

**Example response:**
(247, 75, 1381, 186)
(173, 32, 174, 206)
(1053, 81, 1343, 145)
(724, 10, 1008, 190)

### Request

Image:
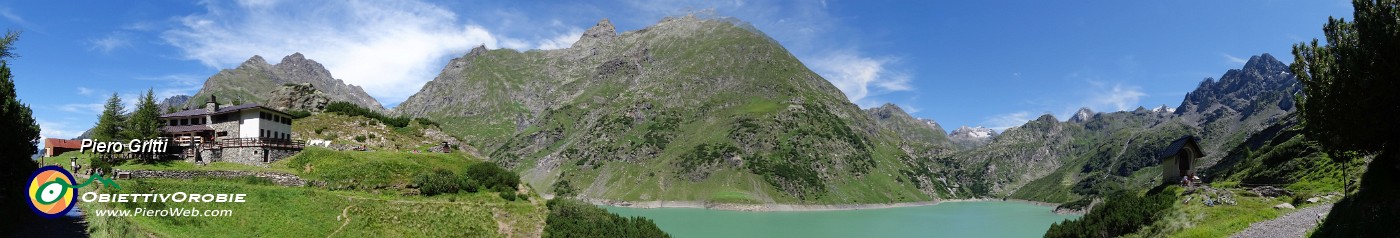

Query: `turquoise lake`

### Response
(603, 201, 1080, 238)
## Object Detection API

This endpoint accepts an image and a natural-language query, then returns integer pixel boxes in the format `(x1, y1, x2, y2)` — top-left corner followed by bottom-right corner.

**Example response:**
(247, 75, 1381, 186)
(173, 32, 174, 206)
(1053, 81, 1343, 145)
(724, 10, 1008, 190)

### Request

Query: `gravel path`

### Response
(1231, 203, 1333, 238)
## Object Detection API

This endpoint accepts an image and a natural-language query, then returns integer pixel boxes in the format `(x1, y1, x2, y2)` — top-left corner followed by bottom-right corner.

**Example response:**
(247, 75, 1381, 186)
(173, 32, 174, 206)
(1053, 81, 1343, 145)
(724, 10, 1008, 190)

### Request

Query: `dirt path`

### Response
(326, 202, 356, 238)
(1231, 204, 1333, 238)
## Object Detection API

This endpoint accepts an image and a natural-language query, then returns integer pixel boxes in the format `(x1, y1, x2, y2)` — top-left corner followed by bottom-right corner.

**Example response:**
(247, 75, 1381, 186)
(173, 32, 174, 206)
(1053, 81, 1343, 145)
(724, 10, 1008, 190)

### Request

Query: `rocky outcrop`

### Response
(949, 126, 997, 149)
(157, 95, 192, 112)
(1067, 107, 1095, 123)
(265, 83, 331, 112)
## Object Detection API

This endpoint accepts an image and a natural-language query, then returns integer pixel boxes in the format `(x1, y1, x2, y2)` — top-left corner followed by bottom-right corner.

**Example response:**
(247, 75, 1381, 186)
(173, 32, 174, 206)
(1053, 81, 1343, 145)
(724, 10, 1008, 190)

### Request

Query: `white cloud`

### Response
(89, 32, 131, 53)
(60, 103, 103, 114)
(985, 111, 1032, 132)
(810, 51, 912, 107)
(77, 87, 95, 96)
(38, 120, 84, 142)
(1085, 82, 1147, 112)
(162, 0, 510, 104)
(0, 7, 29, 27)
(136, 74, 206, 99)
(534, 29, 584, 50)
(1223, 53, 1248, 65)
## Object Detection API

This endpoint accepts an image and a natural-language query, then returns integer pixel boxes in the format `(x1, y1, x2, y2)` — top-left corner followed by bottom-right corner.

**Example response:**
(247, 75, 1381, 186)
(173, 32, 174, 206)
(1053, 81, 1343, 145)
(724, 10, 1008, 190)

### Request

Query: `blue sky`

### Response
(0, 0, 1355, 144)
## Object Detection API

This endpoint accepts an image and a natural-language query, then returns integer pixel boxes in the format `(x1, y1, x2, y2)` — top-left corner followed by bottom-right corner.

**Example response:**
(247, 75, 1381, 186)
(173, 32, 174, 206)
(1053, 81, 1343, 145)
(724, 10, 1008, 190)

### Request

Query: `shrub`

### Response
(544, 199, 671, 238)
(414, 169, 476, 196)
(323, 101, 432, 128)
(1045, 188, 1178, 238)
(552, 180, 576, 197)
(354, 135, 367, 142)
(465, 162, 520, 193)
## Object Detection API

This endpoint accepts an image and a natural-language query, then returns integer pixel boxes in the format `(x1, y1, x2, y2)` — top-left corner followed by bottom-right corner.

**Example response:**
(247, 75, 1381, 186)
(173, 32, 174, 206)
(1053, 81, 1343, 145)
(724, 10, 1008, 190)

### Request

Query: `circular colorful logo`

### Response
(27, 165, 77, 218)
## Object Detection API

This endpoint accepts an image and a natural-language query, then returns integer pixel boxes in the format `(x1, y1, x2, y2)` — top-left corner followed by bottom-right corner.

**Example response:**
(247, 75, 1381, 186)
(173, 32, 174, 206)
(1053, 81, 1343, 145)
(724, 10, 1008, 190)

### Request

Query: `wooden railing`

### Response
(202, 138, 305, 149)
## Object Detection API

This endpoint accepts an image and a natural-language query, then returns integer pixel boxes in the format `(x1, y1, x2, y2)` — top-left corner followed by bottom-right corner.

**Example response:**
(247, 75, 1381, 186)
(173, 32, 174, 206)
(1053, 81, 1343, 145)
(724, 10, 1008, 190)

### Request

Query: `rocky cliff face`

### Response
(395, 16, 969, 203)
(265, 83, 331, 112)
(157, 95, 191, 112)
(186, 53, 383, 111)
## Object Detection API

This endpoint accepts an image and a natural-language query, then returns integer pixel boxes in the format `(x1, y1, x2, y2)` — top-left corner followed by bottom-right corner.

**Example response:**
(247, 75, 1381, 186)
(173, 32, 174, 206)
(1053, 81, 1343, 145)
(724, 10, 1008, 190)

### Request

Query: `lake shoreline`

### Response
(584, 197, 1067, 212)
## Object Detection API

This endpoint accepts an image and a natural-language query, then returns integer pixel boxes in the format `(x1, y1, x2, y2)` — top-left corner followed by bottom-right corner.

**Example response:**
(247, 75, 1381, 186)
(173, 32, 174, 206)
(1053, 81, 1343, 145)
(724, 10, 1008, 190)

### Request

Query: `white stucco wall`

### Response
(237, 108, 293, 138)
(239, 110, 260, 138)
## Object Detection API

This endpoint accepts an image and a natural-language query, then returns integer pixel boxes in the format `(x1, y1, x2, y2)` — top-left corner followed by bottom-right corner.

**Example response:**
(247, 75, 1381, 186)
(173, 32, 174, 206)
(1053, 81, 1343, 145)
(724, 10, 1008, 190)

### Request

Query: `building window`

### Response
(217, 131, 228, 137)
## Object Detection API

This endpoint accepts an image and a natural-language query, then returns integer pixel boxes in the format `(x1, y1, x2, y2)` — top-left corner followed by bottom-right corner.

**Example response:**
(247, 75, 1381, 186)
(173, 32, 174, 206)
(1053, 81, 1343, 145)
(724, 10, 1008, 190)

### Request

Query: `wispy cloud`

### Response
(1223, 53, 1248, 65)
(38, 120, 85, 142)
(0, 7, 31, 29)
(77, 87, 95, 96)
(985, 111, 1033, 132)
(1085, 81, 1147, 112)
(59, 103, 103, 114)
(135, 74, 205, 99)
(88, 32, 132, 53)
(810, 51, 912, 107)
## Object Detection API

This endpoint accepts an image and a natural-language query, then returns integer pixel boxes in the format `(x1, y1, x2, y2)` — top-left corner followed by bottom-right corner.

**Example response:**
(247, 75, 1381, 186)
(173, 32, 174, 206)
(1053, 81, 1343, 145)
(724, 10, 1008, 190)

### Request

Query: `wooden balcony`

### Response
(201, 137, 305, 149)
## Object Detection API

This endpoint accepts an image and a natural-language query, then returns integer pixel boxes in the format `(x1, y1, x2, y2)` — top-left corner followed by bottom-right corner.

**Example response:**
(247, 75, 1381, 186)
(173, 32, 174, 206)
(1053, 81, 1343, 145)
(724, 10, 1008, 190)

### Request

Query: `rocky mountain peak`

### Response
(1068, 107, 1095, 123)
(1243, 53, 1287, 74)
(572, 18, 617, 48)
(1152, 104, 1175, 113)
(467, 44, 488, 58)
(281, 52, 308, 64)
(239, 55, 271, 69)
(951, 126, 997, 139)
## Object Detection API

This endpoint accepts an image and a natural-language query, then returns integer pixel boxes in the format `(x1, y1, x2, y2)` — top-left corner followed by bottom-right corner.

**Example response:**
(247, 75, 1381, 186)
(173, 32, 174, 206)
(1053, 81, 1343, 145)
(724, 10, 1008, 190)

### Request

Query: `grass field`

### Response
(81, 177, 544, 237)
(77, 147, 547, 238)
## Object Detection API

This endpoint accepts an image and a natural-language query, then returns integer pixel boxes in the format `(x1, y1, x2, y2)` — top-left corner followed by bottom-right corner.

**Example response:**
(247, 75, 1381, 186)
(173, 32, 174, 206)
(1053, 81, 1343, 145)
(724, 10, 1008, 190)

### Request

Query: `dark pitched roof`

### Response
(161, 125, 213, 133)
(1159, 136, 1204, 160)
(159, 103, 290, 118)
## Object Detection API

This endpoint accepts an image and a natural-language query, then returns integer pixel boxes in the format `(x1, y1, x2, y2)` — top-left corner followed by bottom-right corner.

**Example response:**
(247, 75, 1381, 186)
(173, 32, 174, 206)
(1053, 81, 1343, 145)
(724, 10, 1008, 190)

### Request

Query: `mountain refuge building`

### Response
(159, 96, 303, 165)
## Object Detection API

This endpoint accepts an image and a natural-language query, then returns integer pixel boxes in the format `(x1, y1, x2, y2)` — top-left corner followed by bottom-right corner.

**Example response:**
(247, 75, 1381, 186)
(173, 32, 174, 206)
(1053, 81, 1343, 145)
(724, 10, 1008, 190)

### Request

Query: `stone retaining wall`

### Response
(121, 170, 309, 187)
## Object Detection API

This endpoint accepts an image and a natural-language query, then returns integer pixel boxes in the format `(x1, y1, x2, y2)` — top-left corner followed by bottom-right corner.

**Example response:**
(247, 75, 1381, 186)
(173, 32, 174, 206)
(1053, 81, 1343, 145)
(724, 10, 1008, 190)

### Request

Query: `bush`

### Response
(552, 180, 577, 197)
(1045, 188, 1178, 238)
(465, 162, 520, 193)
(354, 135, 367, 142)
(323, 101, 432, 128)
(414, 169, 462, 196)
(499, 192, 517, 201)
(544, 199, 671, 238)
(414, 169, 481, 196)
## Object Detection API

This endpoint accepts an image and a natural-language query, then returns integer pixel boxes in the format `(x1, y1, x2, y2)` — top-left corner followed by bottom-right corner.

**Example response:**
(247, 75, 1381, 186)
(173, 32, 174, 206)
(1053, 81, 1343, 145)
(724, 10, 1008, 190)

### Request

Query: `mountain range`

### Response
(133, 15, 1304, 206)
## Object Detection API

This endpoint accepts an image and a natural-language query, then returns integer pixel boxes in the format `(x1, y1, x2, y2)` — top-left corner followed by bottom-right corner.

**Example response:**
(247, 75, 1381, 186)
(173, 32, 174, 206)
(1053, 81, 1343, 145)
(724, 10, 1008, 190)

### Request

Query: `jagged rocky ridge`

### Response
(185, 53, 383, 111)
(953, 53, 1302, 201)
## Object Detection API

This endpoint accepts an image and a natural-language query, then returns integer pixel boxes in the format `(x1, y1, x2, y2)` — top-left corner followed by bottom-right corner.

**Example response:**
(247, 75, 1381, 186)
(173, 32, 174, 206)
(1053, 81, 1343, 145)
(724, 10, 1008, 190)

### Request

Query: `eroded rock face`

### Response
(265, 83, 331, 112)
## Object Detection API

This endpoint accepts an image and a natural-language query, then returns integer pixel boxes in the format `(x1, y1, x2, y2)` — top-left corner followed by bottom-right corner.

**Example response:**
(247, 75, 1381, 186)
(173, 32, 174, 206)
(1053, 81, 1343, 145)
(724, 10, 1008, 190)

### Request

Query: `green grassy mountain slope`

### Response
(395, 16, 969, 204)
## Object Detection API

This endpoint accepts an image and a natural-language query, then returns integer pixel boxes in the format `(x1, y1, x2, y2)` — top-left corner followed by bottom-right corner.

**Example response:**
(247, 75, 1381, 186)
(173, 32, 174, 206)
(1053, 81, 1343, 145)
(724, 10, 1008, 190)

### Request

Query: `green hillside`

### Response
(395, 17, 967, 204)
